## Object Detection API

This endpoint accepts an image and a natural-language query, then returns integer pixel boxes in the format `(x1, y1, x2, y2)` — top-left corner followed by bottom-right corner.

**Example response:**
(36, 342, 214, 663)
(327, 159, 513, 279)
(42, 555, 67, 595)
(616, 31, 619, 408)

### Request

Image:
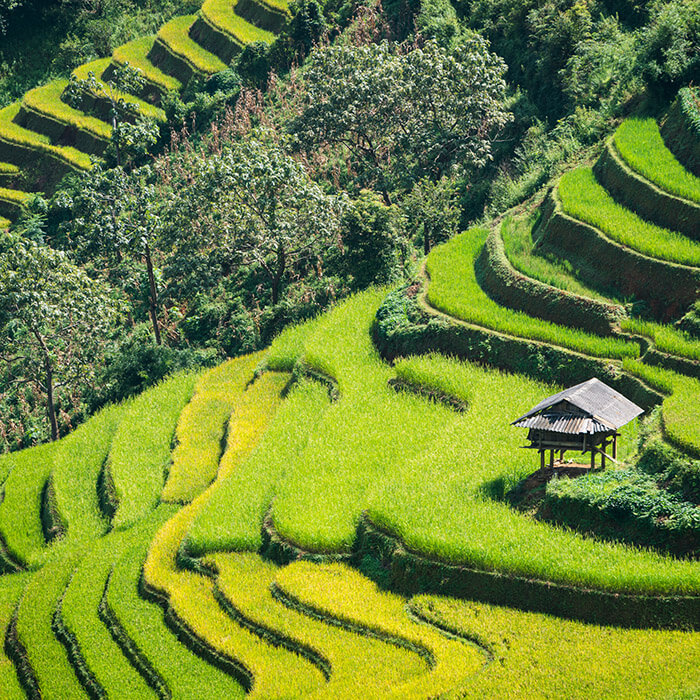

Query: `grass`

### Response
(411, 595, 700, 699)
(0, 440, 58, 567)
(22, 79, 112, 142)
(111, 36, 182, 94)
(155, 15, 227, 75)
(202, 0, 275, 45)
(558, 168, 700, 267)
(182, 370, 299, 555)
(212, 551, 441, 699)
(0, 572, 30, 698)
(108, 371, 198, 530)
(425, 228, 639, 359)
(106, 536, 243, 698)
(50, 403, 123, 552)
(621, 317, 700, 361)
(242, 290, 700, 595)
(275, 560, 485, 698)
(72, 59, 166, 123)
(622, 360, 700, 459)
(162, 353, 263, 504)
(59, 508, 175, 699)
(14, 548, 88, 699)
(500, 214, 624, 303)
(0, 102, 92, 170)
(0, 186, 30, 206)
(614, 118, 700, 204)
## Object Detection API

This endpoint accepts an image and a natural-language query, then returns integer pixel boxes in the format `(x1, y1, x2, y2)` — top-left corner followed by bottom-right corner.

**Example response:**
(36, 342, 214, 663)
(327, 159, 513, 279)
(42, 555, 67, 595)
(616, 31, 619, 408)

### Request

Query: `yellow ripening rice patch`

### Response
(410, 595, 700, 699)
(162, 353, 264, 504)
(274, 560, 485, 698)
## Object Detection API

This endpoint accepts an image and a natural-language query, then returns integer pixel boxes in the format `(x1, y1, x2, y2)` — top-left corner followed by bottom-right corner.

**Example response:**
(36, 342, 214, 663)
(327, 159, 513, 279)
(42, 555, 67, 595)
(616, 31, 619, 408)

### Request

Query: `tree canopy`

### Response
(288, 36, 511, 202)
(0, 233, 119, 440)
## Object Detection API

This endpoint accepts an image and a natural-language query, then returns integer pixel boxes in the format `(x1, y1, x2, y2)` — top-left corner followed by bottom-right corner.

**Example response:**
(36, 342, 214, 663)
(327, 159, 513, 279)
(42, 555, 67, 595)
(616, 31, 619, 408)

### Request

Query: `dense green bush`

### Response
(544, 469, 700, 558)
(677, 301, 700, 339)
(636, 0, 700, 97)
(88, 325, 216, 410)
(661, 87, 700, 177)
(637, 437, 700, 505)
(331, 191, 406, 291)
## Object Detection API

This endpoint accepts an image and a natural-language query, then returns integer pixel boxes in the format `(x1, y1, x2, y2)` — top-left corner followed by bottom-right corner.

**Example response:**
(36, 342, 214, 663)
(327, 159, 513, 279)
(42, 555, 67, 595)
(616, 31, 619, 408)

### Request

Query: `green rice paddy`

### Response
(0, 102, 92, 171)
(558, 167, 700, 267)
(500, 214, 624, 303)
(425, 228, 639, 359)
(202, 0, 275, 46)
(614, 118, 700, 204)
(111, 36, 183, 94)
(0, 18, 698, 697)
(22, 79, 112, 142)
(155, 15, 227, 75)
(1, 288, 698, 696)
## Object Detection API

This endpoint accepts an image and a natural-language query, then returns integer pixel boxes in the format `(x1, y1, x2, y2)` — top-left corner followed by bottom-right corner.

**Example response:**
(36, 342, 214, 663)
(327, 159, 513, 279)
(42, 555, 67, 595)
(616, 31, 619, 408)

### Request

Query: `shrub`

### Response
(661, 87, 700, 177)
(544, 469, 700, 557)
(637, 0, 700, 96)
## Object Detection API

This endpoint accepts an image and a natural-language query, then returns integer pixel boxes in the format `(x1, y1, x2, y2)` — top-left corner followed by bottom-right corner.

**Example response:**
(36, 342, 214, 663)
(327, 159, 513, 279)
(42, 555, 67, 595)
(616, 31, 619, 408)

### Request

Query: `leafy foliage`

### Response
(288, 37, 510, 200)
(0, 232, 119, 441)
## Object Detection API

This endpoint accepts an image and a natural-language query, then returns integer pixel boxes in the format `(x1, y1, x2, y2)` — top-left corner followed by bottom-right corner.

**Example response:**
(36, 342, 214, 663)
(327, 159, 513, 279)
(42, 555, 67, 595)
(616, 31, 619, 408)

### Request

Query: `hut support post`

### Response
(540, 449, 545, 471)
(601, 439, 607, 469)
(590, 445, 595, 470)
(613, 434, 617, 460)
(549, 449, 554, 469)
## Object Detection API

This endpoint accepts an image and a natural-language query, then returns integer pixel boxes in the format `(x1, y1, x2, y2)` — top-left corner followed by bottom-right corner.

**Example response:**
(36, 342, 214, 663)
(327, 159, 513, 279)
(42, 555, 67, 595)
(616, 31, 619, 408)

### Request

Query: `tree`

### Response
(62, 163, 164, 344)
(288, 37, 511, 202)
(637, 0, 700, 96)
(0, 233, 119, 440)
(402, 176, 460, 254)
(64, 63, 158, 168)
(159, 132, 348, 305)
(335, 190, 406, 290)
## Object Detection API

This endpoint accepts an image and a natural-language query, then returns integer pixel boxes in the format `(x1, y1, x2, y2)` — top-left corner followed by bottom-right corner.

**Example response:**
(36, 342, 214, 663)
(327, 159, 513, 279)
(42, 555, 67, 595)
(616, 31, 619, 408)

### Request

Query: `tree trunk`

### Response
(38, 339, 59, 441)
(271, 245, 286, 305)
(144, 242, 162, 345)
(112, 113, 121, 168)
(423, 225, 431, 255)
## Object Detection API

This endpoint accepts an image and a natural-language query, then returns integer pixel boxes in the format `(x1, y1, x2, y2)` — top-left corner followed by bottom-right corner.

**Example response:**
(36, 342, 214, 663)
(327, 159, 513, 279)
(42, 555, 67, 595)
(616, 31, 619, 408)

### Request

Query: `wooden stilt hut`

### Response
(512, 378, 643, 470)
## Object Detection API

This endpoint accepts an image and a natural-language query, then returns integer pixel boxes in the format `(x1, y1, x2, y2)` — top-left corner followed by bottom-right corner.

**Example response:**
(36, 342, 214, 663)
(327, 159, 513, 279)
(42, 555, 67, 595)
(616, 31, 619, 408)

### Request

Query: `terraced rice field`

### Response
(425, 228, 638, 359)
(614, 118, 700, 204)
(1, 20, 699, 700)
(1, 286, 698, 697)
(0, 0, 287, 225)
(558, 167, 700, 267)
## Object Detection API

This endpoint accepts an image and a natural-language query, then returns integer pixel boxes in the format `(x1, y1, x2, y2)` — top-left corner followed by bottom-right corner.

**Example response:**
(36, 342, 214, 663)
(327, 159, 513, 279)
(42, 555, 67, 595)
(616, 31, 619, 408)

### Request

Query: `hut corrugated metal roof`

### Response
(513, 413, 610, 434)
(512, 378, 643, 433)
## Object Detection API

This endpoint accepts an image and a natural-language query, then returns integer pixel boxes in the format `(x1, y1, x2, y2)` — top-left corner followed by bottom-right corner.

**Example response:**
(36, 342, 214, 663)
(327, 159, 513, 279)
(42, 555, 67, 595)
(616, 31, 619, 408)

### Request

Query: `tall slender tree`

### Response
(0, 233, 119, 440)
